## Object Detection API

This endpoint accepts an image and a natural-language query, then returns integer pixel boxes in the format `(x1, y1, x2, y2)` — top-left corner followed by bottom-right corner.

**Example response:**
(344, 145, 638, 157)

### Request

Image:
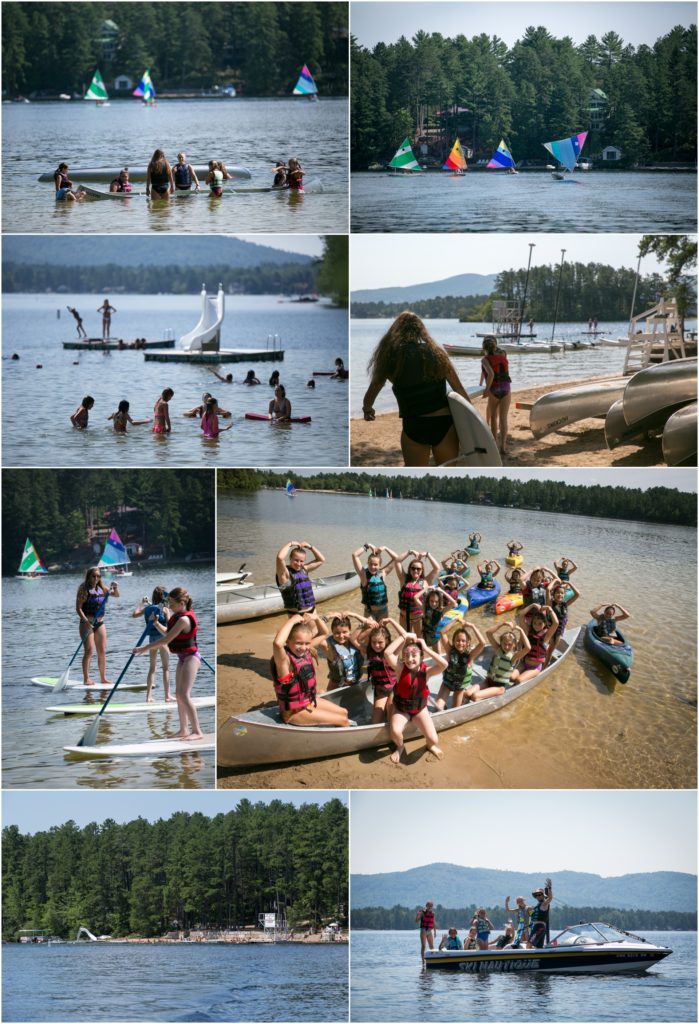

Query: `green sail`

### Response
(84, 69, 108, 102)
(388, 137, 422, 171)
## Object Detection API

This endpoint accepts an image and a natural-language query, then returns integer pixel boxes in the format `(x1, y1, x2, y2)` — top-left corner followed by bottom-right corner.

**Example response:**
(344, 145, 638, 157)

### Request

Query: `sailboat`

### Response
(487, 139, 518, 173)
(442, 138, 467, 174)
(97, 529, 132, 577)
(388, 137, 423, 175)
(133, 69, 156, 105)
(543, 132, 588, 180)
(84, 69, 109, 105)
(16, 538, 48, 579)
(293, 65, 318, 101)
(286, 479, 297, 498)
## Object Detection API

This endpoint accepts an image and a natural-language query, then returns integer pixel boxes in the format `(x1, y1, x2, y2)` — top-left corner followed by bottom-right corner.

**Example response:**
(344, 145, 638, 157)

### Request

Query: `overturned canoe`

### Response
(217, 628, 580, 766)
(217, 570, 359, 625)
(622, 357, 697, 426)
(530, 378, 626, 439)
(39, 165, 251, 183)
(662, 402, 698, 466)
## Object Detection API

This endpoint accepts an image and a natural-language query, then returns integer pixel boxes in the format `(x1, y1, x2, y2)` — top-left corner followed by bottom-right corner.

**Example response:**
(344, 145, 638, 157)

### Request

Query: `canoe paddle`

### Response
(52, 593, 110, 693)
(200, 656, 215, 675)
(76, 623, 150, 748)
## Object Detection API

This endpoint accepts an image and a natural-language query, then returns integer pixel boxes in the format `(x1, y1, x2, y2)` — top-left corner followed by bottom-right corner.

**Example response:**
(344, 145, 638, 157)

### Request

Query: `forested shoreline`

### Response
(217, 471, 696, 528)
(351, 905, 696, 932)
(2, 801, 348, 940)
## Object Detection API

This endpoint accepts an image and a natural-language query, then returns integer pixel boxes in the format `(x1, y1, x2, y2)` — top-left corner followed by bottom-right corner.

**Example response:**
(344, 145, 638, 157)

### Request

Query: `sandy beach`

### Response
(350, 375, 666, 467)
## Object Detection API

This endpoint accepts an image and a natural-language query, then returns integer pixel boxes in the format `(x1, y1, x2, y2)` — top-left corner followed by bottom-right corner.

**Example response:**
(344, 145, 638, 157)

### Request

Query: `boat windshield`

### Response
(551, 923, 625, 946)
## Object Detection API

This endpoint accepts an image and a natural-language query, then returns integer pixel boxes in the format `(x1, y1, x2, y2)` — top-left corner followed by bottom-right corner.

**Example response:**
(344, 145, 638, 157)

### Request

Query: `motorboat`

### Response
(424, 922, 672, 973)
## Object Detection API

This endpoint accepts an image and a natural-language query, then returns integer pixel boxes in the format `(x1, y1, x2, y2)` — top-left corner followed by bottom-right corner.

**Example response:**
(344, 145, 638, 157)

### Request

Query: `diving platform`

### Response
(63, 336, 175, 351)
(144, 348, 284, 364)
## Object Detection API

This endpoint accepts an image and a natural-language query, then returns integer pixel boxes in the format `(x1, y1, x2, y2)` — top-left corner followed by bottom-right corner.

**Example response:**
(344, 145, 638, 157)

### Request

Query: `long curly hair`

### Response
(367, 311, 454, 384)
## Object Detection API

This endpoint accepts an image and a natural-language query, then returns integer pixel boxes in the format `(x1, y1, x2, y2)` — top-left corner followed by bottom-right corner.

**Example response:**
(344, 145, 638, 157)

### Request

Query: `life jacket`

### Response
(443, 648, 472, 689)
(111, 177, 131, 193)
(420, 908, 435, 929)
(398, 578, 423, 613)
(327, 638, 363, 686)
(557, 565, 570, 581)
(487, 648, 514, 685)
(444, 935, 461, 949)
(279, 567, 315, 611)
(394, 663, 429, 715)
(174, 162, 192, 188)
(270, 647, 317, 712)
(442, 581, 459, 601)
(366, 651, 396, 691)
(551, 600, 568, 630)
(485, 350, 511, 384)
(530, 901, 549, 927)
(167, 611, 198, 655)
(527, 582, 547, 604)
(422, 605, 444, 641)
(473, 917, 490, 936)
(597, 616, 617, 637)
(479, 569, 494, 587)
(361, 569, 388, 608)
(526, 627, 548, 664)
(509, 577, 523, 594)
(82, 587, 106, 617)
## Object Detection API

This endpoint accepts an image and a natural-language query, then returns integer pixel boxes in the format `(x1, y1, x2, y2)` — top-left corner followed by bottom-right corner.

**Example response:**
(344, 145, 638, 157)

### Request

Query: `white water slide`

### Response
(179, 284, 225, 351)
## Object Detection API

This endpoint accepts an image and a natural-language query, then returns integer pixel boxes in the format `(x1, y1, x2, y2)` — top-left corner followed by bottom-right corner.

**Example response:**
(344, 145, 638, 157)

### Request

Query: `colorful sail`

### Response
(389, 137, 422, 172)
(17, 538, 47, 576)
(84, 69, 109, 102)
(98, 529, 130, 570)
(286, 479, 296, 498)
(443, 138, 467, 171)
(543, 132, 588, 172)
(133, 70, 156, 103)
(487, 139, 516, 170)
(293, 65, 318, 97)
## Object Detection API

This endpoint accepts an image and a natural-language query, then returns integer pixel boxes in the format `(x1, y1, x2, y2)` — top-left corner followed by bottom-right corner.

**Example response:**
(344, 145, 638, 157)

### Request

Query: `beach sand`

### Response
(350, 376, 665, 467)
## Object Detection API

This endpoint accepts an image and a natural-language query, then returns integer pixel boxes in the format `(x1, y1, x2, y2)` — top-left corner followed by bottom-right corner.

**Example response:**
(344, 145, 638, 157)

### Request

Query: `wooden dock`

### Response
(144, 348, 284, 364)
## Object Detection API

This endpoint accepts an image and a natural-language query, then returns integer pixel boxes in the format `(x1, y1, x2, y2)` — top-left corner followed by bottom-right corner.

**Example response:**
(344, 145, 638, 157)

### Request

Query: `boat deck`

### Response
(144, 349, 284, 364)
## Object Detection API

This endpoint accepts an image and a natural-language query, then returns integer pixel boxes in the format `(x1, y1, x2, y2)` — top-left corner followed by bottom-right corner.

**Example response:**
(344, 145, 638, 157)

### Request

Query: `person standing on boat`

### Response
(67, 306, 87, 338)
(416, 902, 437, 958)
(97, 298, 117, 340)
(362, 311, 472, 466)
(76, 568, 120, 686)
(145, 149, 175, 200)
(276, 540, 326, 614)
(528, 878, 553, 947)
(505, 896, 530, 947)
(481, 335, 512, 458)
(173, 152, 200, 192)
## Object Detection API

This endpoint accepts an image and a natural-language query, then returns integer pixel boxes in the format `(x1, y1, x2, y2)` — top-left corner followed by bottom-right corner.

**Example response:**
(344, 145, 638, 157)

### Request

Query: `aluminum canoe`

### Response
(662, 402, 697, 466)
(216, 627, 580, 766)
(38, 165, 251, 183)
(217, 570, 359, 625)
(530, 378, 627, 439)
(621, 357, 697, 426)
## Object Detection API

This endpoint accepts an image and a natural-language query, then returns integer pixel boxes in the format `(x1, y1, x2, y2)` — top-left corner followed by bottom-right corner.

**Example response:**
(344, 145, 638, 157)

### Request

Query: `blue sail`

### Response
(543, 132, 588, 172)
(98, 529, 130, 568)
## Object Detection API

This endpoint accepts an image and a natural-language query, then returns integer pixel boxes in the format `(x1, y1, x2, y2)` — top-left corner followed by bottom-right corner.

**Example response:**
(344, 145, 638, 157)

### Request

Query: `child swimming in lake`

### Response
(200, 396, 233, 439)
(385, 633, 448, 763)
(132, 588, 171, 702)
(270, 613, 350, 726)
(108, 400, 150, 433)
(70, 395, 94, 429)
(434, 621, 486, 710)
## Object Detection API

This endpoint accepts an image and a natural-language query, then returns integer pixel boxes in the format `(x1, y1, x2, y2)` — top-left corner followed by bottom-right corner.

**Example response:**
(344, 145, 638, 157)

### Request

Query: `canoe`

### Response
(443, 343, 483, 358)
(499, 342, 562, 354)
(31, 677, 145, 691)
(505, 553, 523, 568)
(466, 578, 501, 609)
(530, 378, 626, 439)
(466, 546, 480, 556)
(38, 165, 252, 183)
(605, 397, 692, 450)
(46, 696, 215, 715)
(64, 734, 215, 758)
(622, 358, 697, 426)
(217, 627, 580, 766)
(217, 570, 359, 625)
(662, 403, 697, 466)
(583, 620, 633, 683)
(494, 592, 524, 615)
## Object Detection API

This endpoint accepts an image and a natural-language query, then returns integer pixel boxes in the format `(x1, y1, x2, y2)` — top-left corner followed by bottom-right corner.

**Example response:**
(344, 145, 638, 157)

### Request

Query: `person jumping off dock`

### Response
(67, 307, 87, 338)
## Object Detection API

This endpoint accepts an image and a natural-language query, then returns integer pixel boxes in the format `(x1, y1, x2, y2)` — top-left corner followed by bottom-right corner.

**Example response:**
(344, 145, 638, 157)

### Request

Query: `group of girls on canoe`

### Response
(75, 570, 204, 739)
(362, 311, 513, 465)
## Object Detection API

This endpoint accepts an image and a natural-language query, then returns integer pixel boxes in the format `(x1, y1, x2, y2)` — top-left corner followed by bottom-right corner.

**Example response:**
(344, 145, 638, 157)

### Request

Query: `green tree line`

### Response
(2, 800, 348, 940)
(351, 294, 490, 321)
(218, 471, 697, 528)
(351, 904, 696, 932)
(2, 470, 214, 576)
(3, 3, 348, 97)
(351, 24, 697, 167)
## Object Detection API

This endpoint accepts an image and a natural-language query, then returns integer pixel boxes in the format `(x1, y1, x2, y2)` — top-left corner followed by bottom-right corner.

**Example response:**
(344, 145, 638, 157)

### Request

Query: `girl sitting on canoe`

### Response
(53, 162, 83, 202)
(153, 388, 174, 434)
(200, 396, 233, 439)
(133, 587, 203, 740)
(523, 566, 555, 606)
(476, 559, 501, 589)
(76, 569, 120, 686)
(554, 556, 578, 581)
(352, 542, 399, 622)
(275, 540, 325, 615)
(70, 395, 94, 429)
(362, 311, 472, 466)
(269, 384, 292, 422)
(434, 621, 486, 710)
(108, 399, 150, 433)
(545, 579, 579, 666)
(356, 616, 407, 724)
(145, 149, 174, 199)
(516, 605, 559, 683)
(417, 587, 458, 650)
(396, 549, 440, 636)
(270, 612, 349, 726)
(589, 603, 630, 645)
(385, 633, 448, 763)
(481, 334, 512, 457)
(132, 588, 171, 703)
(465, 622, 530, 702)
(317, 610, 366, 690)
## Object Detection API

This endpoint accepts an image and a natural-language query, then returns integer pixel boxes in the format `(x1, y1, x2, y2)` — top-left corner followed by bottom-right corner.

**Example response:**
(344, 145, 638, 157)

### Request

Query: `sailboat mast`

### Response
(518, 243, 536, 341)
(550, 248, 566, 343)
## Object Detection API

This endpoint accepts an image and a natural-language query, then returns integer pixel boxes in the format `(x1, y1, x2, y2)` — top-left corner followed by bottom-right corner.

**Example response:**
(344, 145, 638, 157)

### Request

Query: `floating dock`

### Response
(63, 337, 175, 351)
(144, 348, 284, 364)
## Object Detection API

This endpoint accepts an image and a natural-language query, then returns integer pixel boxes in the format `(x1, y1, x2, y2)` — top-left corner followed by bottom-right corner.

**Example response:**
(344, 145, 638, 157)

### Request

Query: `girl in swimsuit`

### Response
(108, 399, 150, 433)
(132, 588, 171, 702)
(286, 158, 305, 191)
(70, 395, 94, 429)
(53, 162, 80, 202)
(97, 298, 117, 340)
(481, 334, 512, 457)
(153, 388, 174, 434)
(146, 149, 174, 199)
(76, 568, 119, 686)
(200, 396, 233, 439)
(269, 384, 292, 421)
(386, 634, 447, 763)
(206, 160, 225, 197)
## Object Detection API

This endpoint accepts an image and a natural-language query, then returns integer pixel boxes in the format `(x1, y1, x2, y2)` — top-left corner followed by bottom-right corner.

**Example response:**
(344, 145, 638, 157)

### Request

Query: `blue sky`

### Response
(351, 1, 696, 49)
(350, 791, 697, 875)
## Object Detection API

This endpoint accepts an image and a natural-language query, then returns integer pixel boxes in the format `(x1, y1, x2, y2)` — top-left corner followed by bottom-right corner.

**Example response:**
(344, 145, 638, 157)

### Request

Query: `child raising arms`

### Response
(385, 633, 447, 763)
(271, 613, 349, 726)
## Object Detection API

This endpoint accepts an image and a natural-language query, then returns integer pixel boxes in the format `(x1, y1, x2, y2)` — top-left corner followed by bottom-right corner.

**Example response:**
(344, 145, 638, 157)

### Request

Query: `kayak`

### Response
(46, 696, 215, 715)
(435, 597, 469, 639)
(244, 413, 312, 424)
(466, 545, 480, 556)
(583, 620, 633, 683)
(64, 734, 215, 758)
(505, 553, 523, 568)
(31, 677, 145, 691)
(495, 592, 524, 615)
(467, 578, 501, 609)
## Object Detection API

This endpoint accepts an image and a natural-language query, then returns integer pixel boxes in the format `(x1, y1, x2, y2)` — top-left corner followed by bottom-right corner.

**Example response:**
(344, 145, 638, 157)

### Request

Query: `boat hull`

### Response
(530, 378, 626, 439)
(38, 165, 251, 183)
(217, 570, 359, 624)
(583, 620, 633, 683)
(622, 358, 697, 426)
(424, 945, 670, 973)
(495, 593, 523, 615)
(662, 402, 698, 466)
(467, 578, 501, 608)
(505, 554, 523, 567)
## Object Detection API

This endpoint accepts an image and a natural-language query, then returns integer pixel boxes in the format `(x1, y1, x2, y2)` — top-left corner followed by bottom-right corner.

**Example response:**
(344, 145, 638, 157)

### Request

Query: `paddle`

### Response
(200, 655, 215, 675)
(75, 622, 150, 748)
(52, 593, 110, 693)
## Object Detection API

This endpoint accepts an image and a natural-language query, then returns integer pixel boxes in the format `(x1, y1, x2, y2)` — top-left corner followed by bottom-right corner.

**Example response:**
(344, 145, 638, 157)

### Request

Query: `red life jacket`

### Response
(393, 663, 429, 715)
(398, 578, 423, 613)
(527, 627, 548, 664)
(367, 651, 396, 691)
(167, 611, 198, 654)
(485, 350, 511, 384)
(421, 908, 435, 929)
(270, 647, 317, 713)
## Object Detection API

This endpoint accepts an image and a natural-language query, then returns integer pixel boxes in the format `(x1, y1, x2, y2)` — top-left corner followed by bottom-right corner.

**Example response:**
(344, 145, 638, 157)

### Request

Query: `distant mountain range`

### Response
(351, 273, 497, 303)
(2, 236, 313, 268)
(351, 864, 696, 913)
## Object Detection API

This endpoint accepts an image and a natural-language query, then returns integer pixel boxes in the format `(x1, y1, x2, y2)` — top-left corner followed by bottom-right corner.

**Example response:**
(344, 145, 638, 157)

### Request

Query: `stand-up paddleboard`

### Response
(245, 413, 311, 424)
(64, 734, 215, 758)
(47, 696, 215, 715)
(32, 677, 145, 691)
(445, 391, 502, 466)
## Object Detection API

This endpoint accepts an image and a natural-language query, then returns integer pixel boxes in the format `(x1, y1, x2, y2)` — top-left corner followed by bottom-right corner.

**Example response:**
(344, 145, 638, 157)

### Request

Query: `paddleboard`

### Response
(445, 391, 502, 466)
(31, 677, 146, 691)
(64, 734, 215, 758)
(47, 697, 215, 715)
(245, 413, 312, 424)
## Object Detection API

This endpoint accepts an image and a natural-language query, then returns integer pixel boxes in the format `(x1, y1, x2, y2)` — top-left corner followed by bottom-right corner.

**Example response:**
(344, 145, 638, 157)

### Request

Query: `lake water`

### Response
(217, 489, 697, 788)
(349, 930, 696, 1022)
(1, 565, 215, 789)
(2, 295, 348, 467)
(2, 941, 348, 1022)
(350, 172, 697, 233)
(3, 99, 349, 233)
